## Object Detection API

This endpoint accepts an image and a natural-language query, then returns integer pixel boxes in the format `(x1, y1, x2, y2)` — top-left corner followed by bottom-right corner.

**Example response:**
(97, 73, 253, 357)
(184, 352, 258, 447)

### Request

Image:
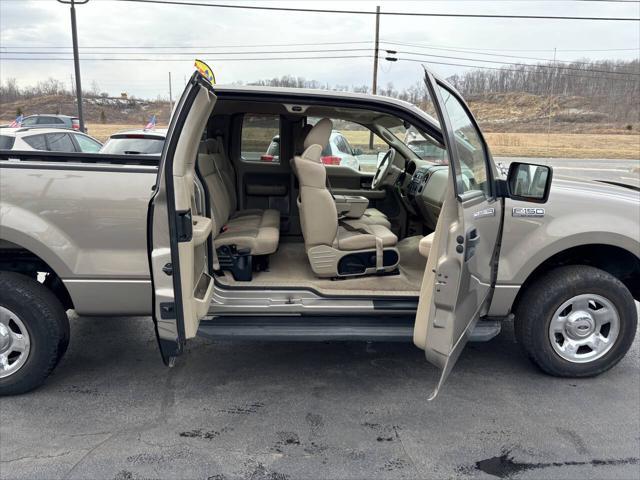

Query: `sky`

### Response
(1, 0, 639, 99)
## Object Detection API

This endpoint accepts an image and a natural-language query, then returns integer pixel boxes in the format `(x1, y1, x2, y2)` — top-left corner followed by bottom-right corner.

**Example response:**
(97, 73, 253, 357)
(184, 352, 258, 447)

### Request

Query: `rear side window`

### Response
(46, 133, 76, 152)
(0, 135, 15, 150)
(37, 116, 64, 125)
(241, 114, 280, 163)
(23, 134, 47, 150)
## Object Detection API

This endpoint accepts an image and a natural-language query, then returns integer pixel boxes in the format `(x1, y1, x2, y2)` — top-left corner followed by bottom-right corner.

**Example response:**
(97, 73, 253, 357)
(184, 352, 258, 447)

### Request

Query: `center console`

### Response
(334, 195, 369, 219)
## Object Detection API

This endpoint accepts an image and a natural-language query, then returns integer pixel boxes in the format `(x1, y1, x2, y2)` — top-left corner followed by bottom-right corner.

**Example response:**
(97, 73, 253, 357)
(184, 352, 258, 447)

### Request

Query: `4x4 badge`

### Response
(512, 207, 545, 217)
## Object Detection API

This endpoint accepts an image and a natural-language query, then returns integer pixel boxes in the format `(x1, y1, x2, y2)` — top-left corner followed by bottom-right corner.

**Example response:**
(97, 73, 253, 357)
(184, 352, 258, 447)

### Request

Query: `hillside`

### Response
(466, 92, 638, 134)
(2, 91, 637, 136)
(0, 94, 172, 127)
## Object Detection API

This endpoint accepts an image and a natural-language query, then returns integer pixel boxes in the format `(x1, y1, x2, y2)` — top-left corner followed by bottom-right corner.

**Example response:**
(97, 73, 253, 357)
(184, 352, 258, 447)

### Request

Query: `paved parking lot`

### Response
(1, 310, 638, 480)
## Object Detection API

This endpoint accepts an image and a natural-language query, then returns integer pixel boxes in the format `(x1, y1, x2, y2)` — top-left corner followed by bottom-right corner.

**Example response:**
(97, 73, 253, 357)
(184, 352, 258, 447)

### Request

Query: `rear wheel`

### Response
(0, 272, 68, 395)
(515, 265, 637, 377)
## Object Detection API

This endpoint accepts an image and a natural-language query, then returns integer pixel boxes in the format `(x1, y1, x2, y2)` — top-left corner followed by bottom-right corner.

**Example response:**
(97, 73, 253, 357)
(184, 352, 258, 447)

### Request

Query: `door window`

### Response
(241, 114, 280, 163)
(334, 135, 351, 154)
(74, 134, 102, 152)
(21, 117, 38, 127)
(437, 86, 490, 197)
(22, 134, 47, 150)
(37, 116, 64, 125)
(46, 133, 76, 152)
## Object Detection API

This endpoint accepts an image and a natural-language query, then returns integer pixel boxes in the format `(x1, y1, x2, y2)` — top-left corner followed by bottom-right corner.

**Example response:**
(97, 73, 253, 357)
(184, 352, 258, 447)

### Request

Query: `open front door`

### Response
(147, 72, 217, 365)
(413, 70, 503, 399)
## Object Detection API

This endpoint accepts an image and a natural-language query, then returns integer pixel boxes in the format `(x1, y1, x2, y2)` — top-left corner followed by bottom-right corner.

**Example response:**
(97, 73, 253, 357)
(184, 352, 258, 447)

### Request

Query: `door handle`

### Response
(465, 228, 480, 261)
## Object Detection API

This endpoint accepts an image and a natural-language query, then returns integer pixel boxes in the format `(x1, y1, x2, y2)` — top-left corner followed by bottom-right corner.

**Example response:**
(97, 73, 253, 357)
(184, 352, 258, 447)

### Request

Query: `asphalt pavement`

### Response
(1, 309, 639, 480)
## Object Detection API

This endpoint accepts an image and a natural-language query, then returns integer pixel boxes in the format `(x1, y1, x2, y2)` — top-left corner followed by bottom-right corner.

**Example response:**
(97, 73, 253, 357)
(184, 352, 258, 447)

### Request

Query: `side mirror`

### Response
(506, 162, 553, 203)
(352, 147, 363, 156)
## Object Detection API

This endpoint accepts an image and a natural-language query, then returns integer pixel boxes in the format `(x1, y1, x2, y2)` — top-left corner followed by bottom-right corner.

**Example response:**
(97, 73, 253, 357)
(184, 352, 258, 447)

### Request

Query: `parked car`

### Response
(259, 134, 281, 162)
(262, 131, 363, 170)
(100, 129, 167, 155)
(0, 70, 638, 397)
(19, 114, 82, 132)
(0, 127, 102, 153)
(321, 131, 362, 170)
(405, 128, 448, 164)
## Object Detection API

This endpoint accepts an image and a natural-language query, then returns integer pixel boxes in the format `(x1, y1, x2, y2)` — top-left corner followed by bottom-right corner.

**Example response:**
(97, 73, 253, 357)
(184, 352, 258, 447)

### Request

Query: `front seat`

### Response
(294, 118, 400, 278)
(293, 123, 391, 229)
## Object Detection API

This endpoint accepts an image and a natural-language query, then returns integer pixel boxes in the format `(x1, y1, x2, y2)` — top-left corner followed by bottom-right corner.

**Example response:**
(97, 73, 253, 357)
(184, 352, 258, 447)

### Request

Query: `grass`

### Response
(88, 123, 640, 160)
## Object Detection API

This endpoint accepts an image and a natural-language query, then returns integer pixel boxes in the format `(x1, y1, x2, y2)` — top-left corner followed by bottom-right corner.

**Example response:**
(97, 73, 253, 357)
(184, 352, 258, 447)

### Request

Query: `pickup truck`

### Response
(1, 70, 638, 397)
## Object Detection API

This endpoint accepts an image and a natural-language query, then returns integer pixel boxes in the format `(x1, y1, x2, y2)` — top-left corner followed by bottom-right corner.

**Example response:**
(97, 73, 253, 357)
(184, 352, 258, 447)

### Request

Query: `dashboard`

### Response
(401, 162, 449, 231)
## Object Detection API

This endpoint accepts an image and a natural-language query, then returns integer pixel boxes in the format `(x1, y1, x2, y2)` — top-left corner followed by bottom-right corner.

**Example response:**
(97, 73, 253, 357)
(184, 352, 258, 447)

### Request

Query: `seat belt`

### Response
(339, 221, 385, 272)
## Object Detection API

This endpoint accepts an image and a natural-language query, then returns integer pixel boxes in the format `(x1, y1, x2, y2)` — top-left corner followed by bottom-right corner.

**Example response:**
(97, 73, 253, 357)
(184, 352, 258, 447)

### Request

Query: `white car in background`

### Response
(0, 127, 102, 153)
(321, 131, 362, 170)
(264, 131, 363, 170)
(100, 129, 167, 155)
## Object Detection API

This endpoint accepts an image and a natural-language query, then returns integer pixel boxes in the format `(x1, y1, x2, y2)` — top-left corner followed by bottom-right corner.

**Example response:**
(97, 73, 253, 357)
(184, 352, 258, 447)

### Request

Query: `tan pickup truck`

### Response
(1, 70, 638, 397)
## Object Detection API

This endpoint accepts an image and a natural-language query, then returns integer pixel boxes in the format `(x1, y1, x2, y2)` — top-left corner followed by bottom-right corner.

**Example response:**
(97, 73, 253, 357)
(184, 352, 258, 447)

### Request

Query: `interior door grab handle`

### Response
(465, 228, 480, 261)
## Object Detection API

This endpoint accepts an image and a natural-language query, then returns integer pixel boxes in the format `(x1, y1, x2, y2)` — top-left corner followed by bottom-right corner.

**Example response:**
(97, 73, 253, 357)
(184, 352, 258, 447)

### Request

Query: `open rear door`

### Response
(147, 72, 217, 365)
(414, 70, 503, 399)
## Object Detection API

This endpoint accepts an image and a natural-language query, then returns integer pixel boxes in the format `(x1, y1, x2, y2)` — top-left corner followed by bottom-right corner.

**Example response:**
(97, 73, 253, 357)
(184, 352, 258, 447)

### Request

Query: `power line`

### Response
(399, 57, 639, 82)
(4, 41, 637, 54)
(0, 55, 376, 62)
(113, 0, 640, 21)
(381, 39, 640, 53)
(0, 48, 373, 56)
(0, 40, 374, 50)
(2, 52, 637, 82)
(393, 49, 640, 75)
(4, 47, 637, 76)
(381, 41, 640, 69)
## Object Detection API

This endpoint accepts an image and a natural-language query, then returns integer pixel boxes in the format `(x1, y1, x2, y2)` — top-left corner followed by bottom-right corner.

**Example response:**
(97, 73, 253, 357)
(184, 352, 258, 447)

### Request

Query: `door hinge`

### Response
(176, 210, 193, 242)
(162, 263, 173, 276)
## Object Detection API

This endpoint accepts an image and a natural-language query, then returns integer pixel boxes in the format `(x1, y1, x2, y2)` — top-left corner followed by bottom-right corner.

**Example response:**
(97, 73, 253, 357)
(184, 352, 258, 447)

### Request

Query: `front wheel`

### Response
(0, 272, 68, 395)
(514, 265, 637, 377)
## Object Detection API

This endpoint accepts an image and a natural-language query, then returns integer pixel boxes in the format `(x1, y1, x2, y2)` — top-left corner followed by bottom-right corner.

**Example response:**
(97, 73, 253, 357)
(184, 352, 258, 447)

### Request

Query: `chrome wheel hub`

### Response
(0, 306, 31, 378)
(549, 294, 620, 364)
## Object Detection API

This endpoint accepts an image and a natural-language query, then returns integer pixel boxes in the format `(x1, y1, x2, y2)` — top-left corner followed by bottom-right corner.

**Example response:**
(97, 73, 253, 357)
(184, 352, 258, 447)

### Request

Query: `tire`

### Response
(0, 272, 68, 395)
(515, 265, 637, 377)
(43, 275, 70, 365)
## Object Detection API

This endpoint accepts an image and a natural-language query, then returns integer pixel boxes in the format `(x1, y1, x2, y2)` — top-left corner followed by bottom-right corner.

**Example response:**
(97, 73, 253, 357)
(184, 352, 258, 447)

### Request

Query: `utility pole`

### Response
(168, 72, 173, 111)
(546, 47, 557, 159)
(58, 0, 88, 132)
(369, 5, 380, 150)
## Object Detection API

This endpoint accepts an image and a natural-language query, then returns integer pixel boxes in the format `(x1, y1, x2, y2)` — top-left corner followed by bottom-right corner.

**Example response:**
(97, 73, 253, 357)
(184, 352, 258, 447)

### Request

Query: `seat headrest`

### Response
(303, 118, 332, 150)
(295, 124, 314, 155)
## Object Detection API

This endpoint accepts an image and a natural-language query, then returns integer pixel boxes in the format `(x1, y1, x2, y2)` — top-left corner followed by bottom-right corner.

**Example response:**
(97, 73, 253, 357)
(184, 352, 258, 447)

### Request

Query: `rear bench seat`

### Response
(197, 138, 280, 276)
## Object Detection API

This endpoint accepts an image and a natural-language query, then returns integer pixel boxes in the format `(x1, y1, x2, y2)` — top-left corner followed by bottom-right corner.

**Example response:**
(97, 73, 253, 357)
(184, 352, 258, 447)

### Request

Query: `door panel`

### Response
(413, 70, 502, 399)
(148, 72, 217, 365)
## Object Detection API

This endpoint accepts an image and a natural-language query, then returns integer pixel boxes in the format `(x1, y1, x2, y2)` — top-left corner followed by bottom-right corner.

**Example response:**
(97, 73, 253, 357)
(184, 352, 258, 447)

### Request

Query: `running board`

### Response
(197, 316, 501, 343)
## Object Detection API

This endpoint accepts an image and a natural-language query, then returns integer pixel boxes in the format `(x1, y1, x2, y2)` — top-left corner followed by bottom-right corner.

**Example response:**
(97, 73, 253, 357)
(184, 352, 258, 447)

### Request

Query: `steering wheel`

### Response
(371, 149, 397, 190)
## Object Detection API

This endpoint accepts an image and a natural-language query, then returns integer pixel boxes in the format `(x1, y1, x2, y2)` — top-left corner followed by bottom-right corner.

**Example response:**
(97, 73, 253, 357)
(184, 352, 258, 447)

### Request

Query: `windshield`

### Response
(101, 137, 164, 155)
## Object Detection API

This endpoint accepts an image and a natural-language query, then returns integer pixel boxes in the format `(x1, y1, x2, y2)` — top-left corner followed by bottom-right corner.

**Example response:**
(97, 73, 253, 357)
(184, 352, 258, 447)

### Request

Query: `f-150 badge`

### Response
(512, 207, 545, 217)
